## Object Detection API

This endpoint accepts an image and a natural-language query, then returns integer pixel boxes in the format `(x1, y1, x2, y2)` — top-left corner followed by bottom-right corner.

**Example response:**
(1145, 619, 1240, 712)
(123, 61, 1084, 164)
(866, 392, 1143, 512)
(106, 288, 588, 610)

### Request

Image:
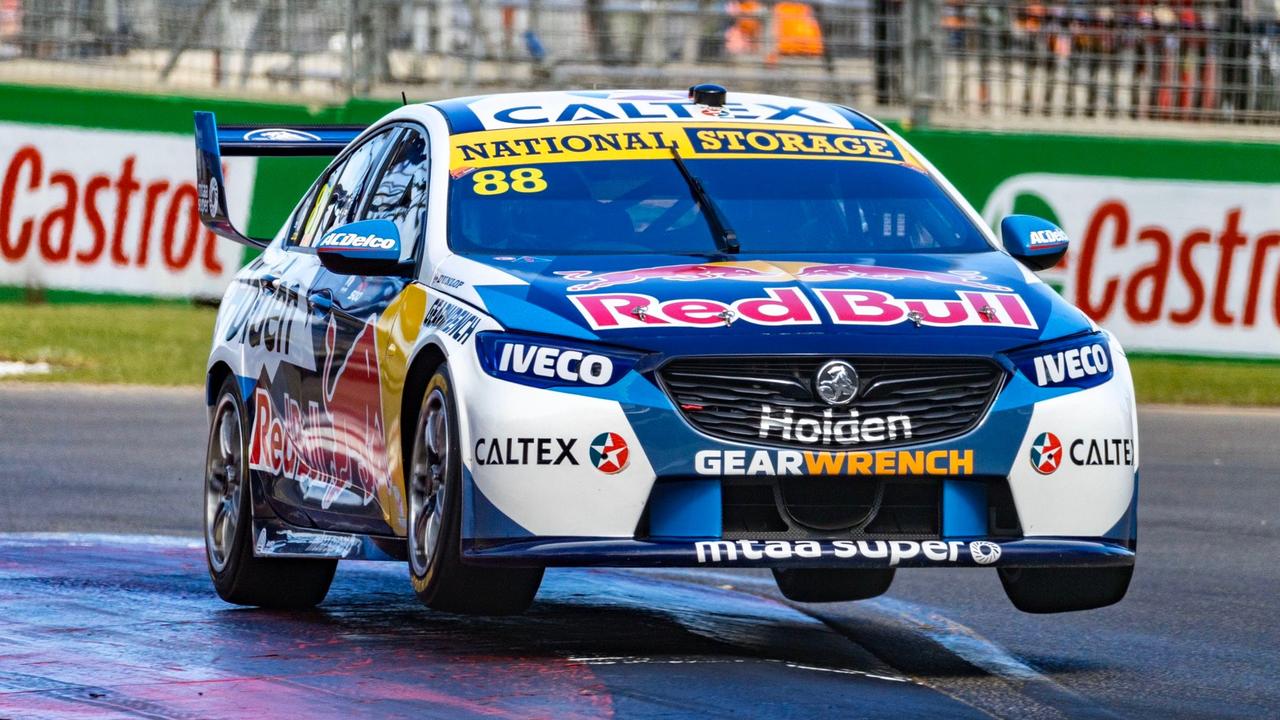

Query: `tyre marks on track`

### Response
(0, 534, 981, 720)
(649, 568, 1124, 720)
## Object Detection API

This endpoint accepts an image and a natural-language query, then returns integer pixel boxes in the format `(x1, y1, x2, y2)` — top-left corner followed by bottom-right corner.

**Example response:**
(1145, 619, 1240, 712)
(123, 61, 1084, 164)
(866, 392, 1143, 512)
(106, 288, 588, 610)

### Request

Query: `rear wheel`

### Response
(772, 568, 896, 602)
(407, 366, 543, 614)
(204, 377, 336, 608)
(999, 565, 1134, 613)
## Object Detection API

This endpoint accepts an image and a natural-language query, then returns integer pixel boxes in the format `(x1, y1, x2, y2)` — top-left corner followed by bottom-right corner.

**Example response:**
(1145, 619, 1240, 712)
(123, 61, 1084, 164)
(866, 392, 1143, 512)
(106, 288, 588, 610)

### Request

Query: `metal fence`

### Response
(938, 1, 1280, 127)
(0, 1, 899, 107)
(1, 1, 1278, 134)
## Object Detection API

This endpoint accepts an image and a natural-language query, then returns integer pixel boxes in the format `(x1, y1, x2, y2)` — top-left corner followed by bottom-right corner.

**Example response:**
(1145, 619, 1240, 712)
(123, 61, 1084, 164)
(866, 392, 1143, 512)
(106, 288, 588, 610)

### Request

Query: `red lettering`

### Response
(77, 175, 111, 264)
(1170, 229, 1212, 325)
(664, 299, 725, 324)
(819, 289, 905, 324)
(1243, 232, 1280, 327)
(248, 388, 274, 470)
(905, 298, 968, 325)
(1, 146, 41, 261)
(993, 292, 1035, 327)
(136, 180, 169, 267)
(1076, 201, 1127, 319)
(736, 287, 817, 324)
(269, 420, 284, 470)
(38, 172, 78, 263)
(571, 293, 665, 328)
(201, 229, 223, 274)
(162, 184, 199, 271)
(1125, 227, 1172, 323)
(109, 156, 139, 265)
(962, 292, 998, 324)
(1213, 209, 1247, 325)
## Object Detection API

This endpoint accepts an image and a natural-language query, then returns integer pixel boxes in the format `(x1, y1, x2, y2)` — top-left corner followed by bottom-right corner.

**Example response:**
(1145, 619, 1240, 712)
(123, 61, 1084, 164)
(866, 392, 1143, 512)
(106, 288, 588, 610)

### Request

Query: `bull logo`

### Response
(317, 318, 387, 510)
(791, 263, 1011, 292)
(556, 263, 780, 292)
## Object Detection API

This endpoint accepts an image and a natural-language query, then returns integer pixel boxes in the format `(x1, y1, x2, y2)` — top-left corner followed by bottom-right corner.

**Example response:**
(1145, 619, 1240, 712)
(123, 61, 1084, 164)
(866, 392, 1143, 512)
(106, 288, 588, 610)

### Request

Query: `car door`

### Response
(296, 125, 433, 535)
(250, 127, 399, 533)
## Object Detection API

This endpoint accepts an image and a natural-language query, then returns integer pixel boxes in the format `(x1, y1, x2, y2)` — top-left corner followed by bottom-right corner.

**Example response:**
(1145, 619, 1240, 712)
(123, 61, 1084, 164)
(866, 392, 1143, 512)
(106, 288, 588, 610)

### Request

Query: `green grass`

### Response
(0, 303, 216, 386)
(0, 302, 1277, 405)
(1127, 356, 1280, 407)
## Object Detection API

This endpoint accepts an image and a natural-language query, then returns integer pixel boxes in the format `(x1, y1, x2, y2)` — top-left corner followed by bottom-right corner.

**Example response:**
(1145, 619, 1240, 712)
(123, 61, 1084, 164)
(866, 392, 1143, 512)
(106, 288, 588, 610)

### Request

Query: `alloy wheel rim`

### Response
(204, 396, 243, 572)
(410, 388, 449, 577)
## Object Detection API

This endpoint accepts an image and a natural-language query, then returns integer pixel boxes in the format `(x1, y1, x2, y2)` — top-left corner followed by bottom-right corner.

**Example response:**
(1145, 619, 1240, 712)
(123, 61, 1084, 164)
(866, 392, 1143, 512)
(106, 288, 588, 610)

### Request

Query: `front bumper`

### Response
(455, 329, 1140, 546)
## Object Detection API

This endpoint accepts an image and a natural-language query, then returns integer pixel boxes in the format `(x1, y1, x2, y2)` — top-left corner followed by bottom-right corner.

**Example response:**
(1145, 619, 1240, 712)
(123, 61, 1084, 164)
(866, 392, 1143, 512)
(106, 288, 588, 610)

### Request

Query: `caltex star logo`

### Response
(589, 432, 629, 474)
(1029, 431, 1063, 474)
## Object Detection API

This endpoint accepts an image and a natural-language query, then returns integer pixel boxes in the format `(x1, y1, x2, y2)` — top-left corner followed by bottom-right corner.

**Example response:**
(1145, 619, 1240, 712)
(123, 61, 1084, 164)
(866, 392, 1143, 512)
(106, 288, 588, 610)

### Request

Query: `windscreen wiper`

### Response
(670, 149, 739, 254)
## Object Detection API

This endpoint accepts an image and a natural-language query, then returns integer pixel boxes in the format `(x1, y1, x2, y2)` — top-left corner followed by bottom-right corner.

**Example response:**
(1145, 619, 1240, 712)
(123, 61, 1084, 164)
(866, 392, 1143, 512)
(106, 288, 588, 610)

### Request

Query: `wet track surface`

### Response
(1, 385, 1278, 719)
(0, 535, 970, 719)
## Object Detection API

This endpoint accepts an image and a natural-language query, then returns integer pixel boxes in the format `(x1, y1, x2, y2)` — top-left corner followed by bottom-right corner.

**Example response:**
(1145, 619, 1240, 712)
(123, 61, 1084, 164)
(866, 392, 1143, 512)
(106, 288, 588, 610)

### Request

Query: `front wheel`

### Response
(204, 377, 336, 608)
(406, 366, 543, 614)
(999, 565, 1134, 613)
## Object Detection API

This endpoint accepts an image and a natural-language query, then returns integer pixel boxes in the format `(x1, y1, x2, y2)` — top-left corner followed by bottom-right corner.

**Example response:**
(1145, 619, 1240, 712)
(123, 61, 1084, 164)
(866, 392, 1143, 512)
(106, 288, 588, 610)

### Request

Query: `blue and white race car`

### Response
(196, 85, 1137, 615)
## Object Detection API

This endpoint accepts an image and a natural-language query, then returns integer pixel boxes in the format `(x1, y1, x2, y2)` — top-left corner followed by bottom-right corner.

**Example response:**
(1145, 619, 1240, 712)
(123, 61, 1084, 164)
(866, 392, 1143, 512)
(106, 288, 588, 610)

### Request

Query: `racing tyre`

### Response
(204, 377, 337, 608)
(772, 568, 896, 602)
(999, 565, 1134, 614)
(407, 366, 544, 614)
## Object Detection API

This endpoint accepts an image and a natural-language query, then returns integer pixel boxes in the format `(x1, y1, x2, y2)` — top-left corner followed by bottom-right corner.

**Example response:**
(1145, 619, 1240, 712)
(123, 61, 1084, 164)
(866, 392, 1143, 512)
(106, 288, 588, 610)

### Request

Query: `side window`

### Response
(362, 127, 430, 261)
(290, 129, 396, 248)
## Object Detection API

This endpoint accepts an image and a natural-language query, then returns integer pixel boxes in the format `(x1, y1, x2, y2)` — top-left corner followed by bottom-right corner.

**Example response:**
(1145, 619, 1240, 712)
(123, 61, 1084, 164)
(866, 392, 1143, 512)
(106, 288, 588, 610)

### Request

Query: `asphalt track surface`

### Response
(0, 384, 1277, 719)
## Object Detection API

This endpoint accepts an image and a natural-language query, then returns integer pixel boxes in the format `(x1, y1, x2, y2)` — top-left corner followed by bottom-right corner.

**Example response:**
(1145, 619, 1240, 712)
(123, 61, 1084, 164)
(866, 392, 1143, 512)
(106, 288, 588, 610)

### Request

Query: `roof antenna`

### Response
(400, 91, 408, 106)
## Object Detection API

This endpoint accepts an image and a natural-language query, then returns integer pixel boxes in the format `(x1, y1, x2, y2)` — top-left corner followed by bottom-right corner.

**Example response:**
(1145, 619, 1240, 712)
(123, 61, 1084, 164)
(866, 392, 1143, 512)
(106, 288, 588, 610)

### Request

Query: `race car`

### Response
(195, 85, 1137, 615)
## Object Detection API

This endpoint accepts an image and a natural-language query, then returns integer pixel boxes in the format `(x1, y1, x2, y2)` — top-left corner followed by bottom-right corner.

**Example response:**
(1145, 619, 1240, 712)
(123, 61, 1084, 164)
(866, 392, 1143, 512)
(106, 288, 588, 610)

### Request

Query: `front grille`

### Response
(658, 356, 1004, 450)
(716, 476, 1023, 541)
(721, 477, 941, 540)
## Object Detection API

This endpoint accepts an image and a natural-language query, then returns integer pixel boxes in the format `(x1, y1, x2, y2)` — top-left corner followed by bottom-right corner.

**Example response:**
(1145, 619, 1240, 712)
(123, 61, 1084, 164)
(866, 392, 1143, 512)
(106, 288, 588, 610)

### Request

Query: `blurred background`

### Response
(4, 1, 1280, 131)
(0, 0, 1277, 403)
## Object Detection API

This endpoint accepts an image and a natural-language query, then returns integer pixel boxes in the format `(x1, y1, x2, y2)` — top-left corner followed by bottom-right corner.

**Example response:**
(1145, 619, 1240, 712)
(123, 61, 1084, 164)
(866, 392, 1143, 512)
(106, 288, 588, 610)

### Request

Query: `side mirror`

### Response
(316, 219, 410, 276)
(1000, 215, 1069, 271)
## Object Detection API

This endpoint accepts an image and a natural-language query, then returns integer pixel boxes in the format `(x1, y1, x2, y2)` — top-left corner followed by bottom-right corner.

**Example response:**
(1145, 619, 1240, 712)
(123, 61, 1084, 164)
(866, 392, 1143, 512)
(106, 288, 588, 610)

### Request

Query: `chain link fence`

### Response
(0, 1, 1277, 134)
(0, 1, 899, 107)
(939, 1, 1280, 127)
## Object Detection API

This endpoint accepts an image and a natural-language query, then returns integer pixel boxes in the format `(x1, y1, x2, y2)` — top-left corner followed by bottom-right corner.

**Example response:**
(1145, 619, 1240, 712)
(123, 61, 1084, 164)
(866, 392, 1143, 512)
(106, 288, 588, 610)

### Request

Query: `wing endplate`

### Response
(193, 112, 367, 248)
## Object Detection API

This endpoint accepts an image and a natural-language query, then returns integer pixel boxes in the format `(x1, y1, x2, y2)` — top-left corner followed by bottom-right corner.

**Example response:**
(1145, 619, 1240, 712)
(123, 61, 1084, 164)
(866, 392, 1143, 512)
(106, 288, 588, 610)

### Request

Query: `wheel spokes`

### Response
(410, 389, 450, 576)
(205, 397, 243, 573)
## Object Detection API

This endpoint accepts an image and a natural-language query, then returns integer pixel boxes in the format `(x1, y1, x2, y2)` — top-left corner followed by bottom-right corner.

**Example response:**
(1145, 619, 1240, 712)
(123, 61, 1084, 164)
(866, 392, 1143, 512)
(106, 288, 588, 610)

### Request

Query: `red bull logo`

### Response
(555, 261, 1011, 293)
(572, 287, 1036, 330)
(248, 318, 388, 510)
(556, 262, 783, 291)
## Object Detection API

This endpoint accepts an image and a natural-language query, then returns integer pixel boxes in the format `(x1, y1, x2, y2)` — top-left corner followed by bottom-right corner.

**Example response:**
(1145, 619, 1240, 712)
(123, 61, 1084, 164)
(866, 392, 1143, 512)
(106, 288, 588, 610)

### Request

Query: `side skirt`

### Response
(252, 518, 406, 561)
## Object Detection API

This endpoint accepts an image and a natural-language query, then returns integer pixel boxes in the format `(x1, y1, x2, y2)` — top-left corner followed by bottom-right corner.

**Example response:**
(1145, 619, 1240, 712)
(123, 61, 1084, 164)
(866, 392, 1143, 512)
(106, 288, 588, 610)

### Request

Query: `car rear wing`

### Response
(194, 111, 366, 248)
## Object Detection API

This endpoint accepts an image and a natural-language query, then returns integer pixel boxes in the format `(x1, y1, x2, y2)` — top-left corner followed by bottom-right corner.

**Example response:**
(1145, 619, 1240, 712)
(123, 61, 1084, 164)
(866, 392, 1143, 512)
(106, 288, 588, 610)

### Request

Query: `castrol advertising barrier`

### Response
(0, 122, 255, 298)
(982, 176, 1280, 359)
(1, 85, 1276, 358)
(0, 84, 354, 300)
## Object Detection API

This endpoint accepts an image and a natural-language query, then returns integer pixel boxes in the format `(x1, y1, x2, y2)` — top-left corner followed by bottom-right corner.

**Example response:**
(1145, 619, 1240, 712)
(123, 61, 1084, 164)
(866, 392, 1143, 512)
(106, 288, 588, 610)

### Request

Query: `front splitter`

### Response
(463, 536, 1136, 569)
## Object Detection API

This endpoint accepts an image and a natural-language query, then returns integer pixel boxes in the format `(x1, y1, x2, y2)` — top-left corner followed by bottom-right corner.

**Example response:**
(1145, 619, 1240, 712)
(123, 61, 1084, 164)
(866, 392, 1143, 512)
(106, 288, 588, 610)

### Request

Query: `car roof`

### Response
(426, 89, 882, 135)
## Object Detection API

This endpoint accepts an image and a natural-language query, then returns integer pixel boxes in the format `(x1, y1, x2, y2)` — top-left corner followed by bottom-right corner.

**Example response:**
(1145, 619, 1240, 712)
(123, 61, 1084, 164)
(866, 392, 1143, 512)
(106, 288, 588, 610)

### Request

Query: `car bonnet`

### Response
(464, 252, 1093, 357)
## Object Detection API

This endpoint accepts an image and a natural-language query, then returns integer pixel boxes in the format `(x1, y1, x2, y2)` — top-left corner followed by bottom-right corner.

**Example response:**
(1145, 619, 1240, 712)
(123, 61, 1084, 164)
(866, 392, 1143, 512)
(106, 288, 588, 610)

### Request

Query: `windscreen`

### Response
(447, 123, 991, 256)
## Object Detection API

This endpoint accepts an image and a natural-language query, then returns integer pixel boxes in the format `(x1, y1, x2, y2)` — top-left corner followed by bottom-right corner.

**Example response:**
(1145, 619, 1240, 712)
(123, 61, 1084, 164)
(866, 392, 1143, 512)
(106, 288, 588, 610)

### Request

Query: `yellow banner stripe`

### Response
(449, 122, 918, 171)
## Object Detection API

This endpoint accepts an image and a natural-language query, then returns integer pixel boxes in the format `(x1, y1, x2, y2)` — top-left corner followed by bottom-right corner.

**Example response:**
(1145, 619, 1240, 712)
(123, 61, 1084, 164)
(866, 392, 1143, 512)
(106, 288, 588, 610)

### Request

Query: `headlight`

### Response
(476, 332, 640, 389)
(1005, 332, 1113, 390)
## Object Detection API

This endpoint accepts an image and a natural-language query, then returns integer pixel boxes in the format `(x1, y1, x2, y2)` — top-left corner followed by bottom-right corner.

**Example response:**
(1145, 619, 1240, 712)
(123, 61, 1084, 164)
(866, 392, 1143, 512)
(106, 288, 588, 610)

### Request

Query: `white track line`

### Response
(647, 569, 1047, 682)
